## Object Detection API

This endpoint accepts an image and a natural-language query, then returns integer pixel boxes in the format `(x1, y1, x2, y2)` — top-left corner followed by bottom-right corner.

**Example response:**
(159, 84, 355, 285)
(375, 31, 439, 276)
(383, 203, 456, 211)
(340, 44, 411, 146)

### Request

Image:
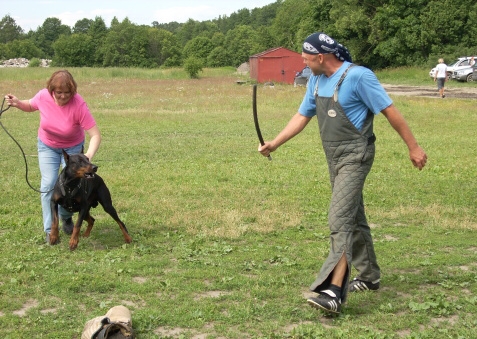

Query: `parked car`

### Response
(473, 64, 477, 81)
(429, 56, 476, 80)
(453, 66, 474, 82)
(294, 66, 312, 87)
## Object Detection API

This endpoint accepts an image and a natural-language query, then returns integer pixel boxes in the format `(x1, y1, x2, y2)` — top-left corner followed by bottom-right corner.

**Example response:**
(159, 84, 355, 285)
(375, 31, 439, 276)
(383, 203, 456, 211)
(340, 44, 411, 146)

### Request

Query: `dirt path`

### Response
(382, 84, 477, 99)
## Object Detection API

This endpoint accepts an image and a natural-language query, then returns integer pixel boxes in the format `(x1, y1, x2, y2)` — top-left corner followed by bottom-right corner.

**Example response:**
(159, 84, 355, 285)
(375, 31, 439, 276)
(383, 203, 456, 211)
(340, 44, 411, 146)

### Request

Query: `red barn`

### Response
(249, 47, 305, 84)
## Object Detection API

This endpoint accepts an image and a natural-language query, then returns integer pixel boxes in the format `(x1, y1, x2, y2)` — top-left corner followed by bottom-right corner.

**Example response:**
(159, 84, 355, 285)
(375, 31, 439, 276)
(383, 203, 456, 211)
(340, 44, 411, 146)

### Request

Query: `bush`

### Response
(183, 56, 203, 78)
(28, 58, 41, 67)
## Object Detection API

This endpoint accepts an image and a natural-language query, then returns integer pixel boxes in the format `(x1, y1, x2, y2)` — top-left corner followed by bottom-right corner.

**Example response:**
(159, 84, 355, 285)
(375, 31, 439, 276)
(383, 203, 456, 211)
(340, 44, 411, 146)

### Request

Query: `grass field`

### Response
(0, 66, 476, 338)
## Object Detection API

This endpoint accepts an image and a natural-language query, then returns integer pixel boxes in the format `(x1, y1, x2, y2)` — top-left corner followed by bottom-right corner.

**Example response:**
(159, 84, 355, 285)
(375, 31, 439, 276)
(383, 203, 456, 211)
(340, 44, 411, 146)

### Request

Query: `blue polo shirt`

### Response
(298, 62, 392, 131)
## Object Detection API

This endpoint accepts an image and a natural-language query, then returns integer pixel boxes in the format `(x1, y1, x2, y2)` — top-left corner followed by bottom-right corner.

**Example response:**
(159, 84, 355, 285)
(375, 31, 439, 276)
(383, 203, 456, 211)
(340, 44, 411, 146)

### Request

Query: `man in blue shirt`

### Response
(258, 32, 427, 314)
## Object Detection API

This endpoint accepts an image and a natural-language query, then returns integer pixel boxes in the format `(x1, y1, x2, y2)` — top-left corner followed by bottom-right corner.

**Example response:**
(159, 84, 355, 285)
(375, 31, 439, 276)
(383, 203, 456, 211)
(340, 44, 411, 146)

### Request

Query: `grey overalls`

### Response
(309, 65, 380, 303)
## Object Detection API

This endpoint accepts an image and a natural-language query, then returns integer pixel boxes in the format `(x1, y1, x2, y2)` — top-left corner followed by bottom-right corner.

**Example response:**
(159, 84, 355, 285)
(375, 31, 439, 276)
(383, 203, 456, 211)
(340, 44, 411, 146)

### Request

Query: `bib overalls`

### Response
(309, 66, 380, 302)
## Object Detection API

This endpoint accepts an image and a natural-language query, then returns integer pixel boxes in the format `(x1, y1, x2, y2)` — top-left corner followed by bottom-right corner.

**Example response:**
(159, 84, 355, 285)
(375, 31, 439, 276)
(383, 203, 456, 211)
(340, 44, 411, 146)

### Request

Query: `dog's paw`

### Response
(47, 233, 60, 245)
(69, 237, 79, 251)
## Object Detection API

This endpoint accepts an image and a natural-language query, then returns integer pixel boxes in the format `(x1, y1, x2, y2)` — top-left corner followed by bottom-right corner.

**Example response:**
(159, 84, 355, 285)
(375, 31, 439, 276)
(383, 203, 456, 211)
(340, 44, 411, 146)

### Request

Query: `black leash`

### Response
(0, 97, 52, 194)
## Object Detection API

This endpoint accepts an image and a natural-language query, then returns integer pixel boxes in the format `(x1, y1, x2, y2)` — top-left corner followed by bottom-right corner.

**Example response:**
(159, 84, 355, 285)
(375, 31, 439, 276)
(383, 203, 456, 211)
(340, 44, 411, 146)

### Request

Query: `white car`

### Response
(453, 66, 474, 82)
(429, 56, 476, 80)
(294, 66, 312, 87)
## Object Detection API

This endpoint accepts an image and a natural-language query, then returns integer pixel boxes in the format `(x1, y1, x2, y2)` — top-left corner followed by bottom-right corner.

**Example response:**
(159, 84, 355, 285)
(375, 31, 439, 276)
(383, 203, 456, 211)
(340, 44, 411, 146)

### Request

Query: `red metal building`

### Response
(249, 47, 305, 84)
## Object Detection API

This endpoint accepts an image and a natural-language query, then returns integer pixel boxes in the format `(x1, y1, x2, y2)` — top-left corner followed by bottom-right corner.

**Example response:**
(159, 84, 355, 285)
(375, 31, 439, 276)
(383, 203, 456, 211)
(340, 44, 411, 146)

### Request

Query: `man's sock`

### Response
(321, 284, 342, 299)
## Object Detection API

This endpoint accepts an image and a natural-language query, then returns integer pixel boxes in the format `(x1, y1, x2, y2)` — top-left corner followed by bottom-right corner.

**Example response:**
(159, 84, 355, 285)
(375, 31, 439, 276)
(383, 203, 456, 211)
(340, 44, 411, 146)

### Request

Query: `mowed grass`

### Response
(0, 67, 476, 338)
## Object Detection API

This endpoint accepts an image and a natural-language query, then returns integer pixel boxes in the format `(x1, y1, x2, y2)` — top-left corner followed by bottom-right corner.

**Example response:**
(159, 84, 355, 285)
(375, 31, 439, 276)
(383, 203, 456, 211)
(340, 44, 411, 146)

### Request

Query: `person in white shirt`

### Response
(434, 58, 447, 98)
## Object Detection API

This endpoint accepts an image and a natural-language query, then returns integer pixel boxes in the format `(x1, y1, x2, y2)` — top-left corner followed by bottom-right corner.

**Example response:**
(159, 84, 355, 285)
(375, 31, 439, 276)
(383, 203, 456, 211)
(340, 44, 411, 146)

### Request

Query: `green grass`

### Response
(0, 67, 476, 338)
(0, 66, 238, 82)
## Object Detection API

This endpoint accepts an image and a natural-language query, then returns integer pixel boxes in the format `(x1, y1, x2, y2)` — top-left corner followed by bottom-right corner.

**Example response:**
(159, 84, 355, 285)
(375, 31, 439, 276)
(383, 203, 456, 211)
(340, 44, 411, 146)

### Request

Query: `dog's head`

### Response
(62, 150, 98, 179)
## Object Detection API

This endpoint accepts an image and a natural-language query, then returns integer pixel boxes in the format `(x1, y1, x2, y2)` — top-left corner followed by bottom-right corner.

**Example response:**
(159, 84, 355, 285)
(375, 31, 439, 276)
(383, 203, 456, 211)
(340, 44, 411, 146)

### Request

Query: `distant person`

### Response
(434, 58, 447, 98)
(5, 70, 101, 243)
(470, 56, 475, 67)
(258, 32, 427, 315)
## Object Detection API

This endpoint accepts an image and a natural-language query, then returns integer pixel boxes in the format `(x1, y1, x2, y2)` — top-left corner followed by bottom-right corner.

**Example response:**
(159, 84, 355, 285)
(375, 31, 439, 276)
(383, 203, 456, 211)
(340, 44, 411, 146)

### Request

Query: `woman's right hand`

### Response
(4, 94, 16, 107)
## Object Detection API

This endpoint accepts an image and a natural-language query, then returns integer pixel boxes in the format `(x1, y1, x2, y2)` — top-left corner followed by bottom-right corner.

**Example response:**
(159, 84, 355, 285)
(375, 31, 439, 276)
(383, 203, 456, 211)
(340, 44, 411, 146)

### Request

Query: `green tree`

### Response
(53, 33, 95, 66)
(227, 8, 252, 27)
(87, 16, 108, 66)
(210, 32, 225, 47)
(323, 0, 477, 68)
(110, 17, 120, 28)
(176, 19, 197, 46)
(3, 39, 43, 59)
(0, 15, 24, 43)
(73, 18, 93, 34)
(249, 1, 282, 29)
(294, 0, 334, 48)
(1, 0, 474, 70)
(421, 0, 477, 56)
(182, 36, 214, 63)
(33, 17, 71, 58)
(271, 0, 312, 51)
(0, 43, 6, 59)
(153, 21, 182, 34)
(207, 46, 228, 67)
(101, 18, 153, 67)
(325, 0, 375, 66)
(176, 19, 219, 46)
(369, 1, 429, 67)
(147, 28, 182, 67)
(255, 26, 276, 51)
(223, 25, 263, 67)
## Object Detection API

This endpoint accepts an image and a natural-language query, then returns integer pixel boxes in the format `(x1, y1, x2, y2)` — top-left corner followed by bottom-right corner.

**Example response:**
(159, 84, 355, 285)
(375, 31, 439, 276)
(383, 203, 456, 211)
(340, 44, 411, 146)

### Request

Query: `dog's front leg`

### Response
(69, 223, 81, 251)
(49, 201, 60, 245)
(69, 208, 87, 251)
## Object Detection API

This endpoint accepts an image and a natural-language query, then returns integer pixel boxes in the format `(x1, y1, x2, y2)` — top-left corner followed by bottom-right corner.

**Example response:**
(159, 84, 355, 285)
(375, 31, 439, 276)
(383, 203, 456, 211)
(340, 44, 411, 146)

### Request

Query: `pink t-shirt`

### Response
(30, 88, 96, 148)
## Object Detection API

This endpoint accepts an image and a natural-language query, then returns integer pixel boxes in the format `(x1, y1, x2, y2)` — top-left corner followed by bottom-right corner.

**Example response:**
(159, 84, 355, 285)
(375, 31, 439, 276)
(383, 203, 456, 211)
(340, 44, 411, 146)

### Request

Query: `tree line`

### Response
(0, 0, 476, 70)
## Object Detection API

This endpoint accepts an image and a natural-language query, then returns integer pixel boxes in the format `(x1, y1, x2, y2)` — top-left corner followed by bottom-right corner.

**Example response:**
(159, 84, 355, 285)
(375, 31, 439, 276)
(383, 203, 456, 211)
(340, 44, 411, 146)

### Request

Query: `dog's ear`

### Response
(62, 149, 69, 163)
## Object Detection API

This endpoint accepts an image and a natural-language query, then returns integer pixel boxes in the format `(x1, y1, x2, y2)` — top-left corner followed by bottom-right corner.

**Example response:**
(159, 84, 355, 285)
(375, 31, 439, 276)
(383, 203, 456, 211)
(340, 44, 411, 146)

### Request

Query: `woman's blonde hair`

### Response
(46, 70, 77, 95)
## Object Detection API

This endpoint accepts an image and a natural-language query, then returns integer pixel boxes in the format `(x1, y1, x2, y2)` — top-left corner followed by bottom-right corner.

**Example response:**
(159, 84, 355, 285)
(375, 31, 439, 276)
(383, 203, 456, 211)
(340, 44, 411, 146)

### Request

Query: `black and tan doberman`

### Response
(49, 150, 132, 250)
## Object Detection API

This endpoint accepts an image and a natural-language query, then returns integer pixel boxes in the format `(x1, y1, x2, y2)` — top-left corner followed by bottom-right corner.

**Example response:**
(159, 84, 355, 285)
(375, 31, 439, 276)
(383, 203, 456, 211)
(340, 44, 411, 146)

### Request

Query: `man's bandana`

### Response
(302, 32, 352, 63)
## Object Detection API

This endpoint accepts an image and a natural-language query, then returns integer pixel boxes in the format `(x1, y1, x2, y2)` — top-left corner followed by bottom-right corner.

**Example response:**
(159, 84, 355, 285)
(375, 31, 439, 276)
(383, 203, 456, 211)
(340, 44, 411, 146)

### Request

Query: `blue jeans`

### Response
(38, 139, 84, 234)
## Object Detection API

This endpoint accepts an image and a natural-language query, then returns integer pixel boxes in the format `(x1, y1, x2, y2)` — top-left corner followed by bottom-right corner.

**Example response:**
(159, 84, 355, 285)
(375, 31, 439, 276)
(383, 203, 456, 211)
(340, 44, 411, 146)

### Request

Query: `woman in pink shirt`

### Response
(5, 70, 101, 243)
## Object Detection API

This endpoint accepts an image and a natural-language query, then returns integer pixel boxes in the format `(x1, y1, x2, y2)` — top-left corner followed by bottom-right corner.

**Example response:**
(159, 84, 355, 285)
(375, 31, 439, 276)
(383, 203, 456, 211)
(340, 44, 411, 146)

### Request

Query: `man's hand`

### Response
(410, 146, 427, 170)
(258, 141, 275, 158)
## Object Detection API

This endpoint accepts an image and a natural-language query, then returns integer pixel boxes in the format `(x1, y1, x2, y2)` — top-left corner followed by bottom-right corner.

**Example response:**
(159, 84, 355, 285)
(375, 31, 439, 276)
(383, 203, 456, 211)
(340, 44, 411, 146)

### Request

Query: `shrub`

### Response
(183, 56, 203, 78)
(28, 58, 41, 67)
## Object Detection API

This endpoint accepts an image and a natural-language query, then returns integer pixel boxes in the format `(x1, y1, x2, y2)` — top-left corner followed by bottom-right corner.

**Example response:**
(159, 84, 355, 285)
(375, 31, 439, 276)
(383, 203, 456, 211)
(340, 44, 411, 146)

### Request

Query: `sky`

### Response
(3, 0, 277, 32)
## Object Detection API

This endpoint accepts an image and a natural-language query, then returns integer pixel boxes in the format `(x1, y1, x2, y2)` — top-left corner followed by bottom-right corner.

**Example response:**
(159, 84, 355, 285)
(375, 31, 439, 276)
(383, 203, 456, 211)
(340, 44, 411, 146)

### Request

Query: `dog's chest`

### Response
(59, 182, 82, 212)
(59, 179, 94, 212)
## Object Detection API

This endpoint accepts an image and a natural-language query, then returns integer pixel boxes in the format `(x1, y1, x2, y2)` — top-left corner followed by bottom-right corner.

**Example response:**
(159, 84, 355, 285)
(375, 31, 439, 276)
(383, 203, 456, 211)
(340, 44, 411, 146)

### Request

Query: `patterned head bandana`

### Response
(302, 32, 352, 63)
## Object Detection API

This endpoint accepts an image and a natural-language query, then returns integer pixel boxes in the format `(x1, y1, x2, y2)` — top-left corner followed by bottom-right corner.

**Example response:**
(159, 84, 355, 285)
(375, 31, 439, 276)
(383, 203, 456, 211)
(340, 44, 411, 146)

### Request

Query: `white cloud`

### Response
(55, 11, 88, 27)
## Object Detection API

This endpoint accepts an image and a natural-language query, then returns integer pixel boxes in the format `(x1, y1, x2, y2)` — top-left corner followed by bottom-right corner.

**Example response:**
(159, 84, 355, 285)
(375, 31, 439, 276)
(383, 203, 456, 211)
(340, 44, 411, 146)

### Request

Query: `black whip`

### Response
(0, 97, 52, 193)
(253, 84, 272, 161)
